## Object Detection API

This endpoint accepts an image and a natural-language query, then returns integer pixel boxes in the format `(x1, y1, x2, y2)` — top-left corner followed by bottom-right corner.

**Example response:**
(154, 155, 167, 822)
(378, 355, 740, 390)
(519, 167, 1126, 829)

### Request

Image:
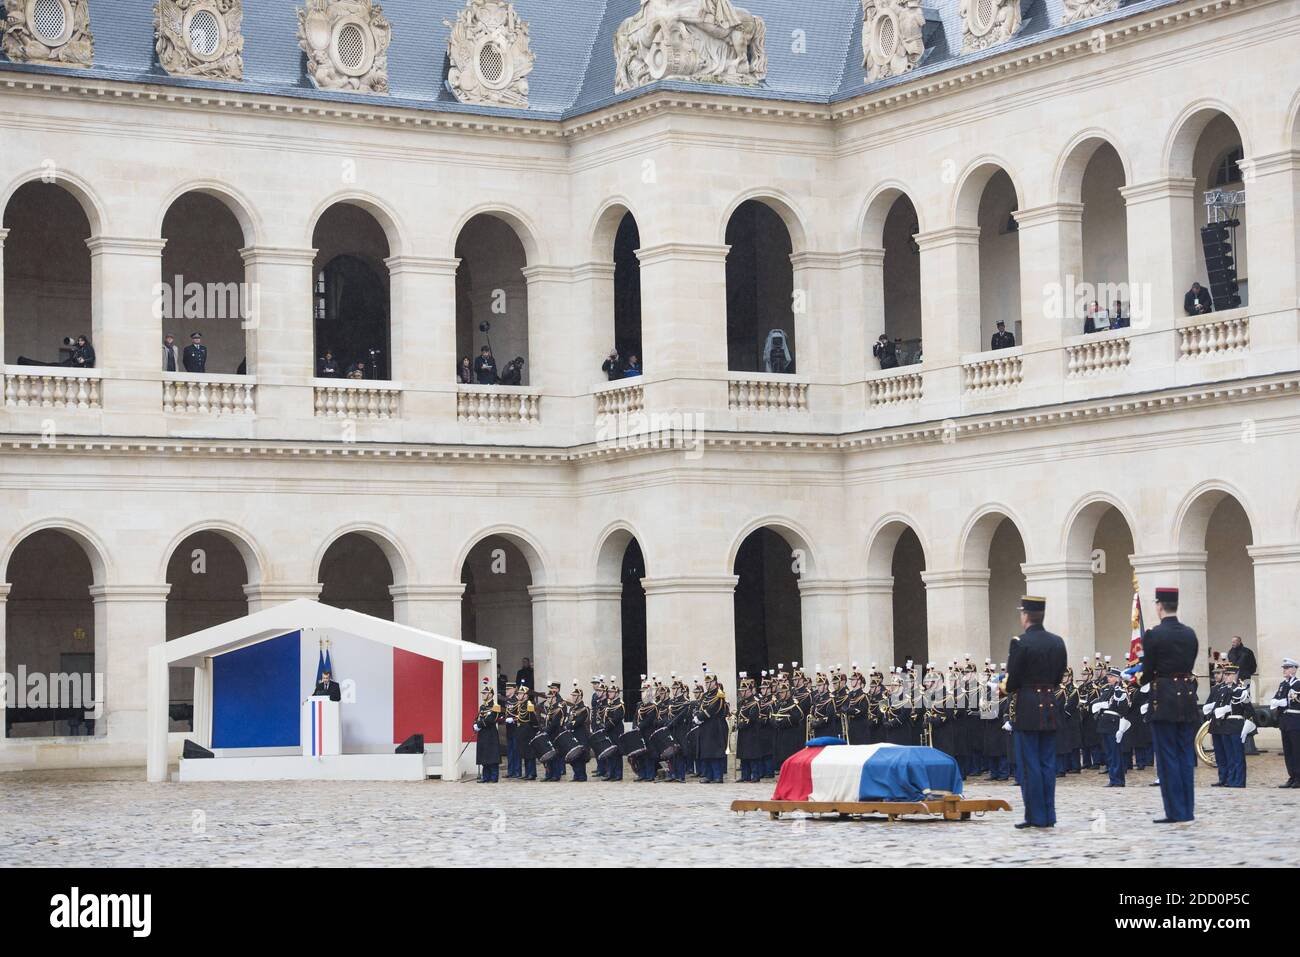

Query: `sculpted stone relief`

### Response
(614, 0, 768, 94)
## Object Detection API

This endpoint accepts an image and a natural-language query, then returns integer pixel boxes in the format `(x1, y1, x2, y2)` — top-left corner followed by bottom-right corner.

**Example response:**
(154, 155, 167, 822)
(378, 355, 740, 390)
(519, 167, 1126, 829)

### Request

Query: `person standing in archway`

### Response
(1005, 595, 1067, 829)
(1139, 587, 1200, 823)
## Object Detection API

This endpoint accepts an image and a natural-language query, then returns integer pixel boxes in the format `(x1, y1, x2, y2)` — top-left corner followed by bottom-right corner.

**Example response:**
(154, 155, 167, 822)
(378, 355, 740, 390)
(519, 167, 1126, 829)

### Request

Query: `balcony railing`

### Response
(962, 350, 1023, 394)
(162, 373, 255, 415)
(1179, 313, 1249, 361)
(727, 375, 809, 412)
(1066, 332, 1131, 378)
(3, 366, 102, 410)
(313, 379, 401, 420)
(456, 385, 541, 424)
(594, 380, 645, 416)
(867, 367, 923, 406)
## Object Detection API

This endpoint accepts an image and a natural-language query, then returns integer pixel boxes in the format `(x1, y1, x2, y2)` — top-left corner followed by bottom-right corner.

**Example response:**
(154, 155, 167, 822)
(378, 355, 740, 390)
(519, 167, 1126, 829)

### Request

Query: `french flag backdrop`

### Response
(773, 742, 964, 803)
(211, 628, 478, 751)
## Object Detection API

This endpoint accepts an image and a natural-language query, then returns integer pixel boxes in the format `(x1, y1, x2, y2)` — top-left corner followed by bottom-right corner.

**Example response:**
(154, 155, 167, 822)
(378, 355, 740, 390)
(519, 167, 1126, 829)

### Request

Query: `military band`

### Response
(470, 589, 1294, 821)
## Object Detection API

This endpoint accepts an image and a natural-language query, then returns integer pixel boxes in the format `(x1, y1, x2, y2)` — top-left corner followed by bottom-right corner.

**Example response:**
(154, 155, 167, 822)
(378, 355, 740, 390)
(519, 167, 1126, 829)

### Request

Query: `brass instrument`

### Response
(1195, 720, 1216, 768)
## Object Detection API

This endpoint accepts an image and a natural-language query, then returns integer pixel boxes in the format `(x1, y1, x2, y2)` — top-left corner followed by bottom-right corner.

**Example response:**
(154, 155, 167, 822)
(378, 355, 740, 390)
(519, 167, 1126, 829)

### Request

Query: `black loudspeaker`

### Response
(182, 739, 214, 759)
(395, 734, 424, 755)
(1200, 220, 1242, 311)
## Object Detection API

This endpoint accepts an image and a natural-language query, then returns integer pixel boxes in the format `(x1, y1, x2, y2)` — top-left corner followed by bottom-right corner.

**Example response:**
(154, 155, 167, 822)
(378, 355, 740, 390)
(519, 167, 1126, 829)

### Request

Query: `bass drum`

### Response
(618, 730, 648, 758)
(530, 731, 557, 763)
(1195, 720, 1216, 768)
(587, 730, 620, 761)
(555, 730, 588, 764)
(648, 726, 680, 760)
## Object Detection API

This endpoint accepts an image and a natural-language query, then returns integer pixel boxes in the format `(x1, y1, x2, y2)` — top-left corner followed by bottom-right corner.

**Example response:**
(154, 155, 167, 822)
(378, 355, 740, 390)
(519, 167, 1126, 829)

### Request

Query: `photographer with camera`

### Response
(68, 335, 95, 369)
(602, 348, 623, 381)
(499, 356, 525, 386)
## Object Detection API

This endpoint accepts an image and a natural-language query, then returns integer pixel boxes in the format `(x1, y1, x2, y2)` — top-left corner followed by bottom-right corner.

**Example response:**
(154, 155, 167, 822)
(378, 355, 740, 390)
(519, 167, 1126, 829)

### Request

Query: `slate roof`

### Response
(0, 0, 1184, 121)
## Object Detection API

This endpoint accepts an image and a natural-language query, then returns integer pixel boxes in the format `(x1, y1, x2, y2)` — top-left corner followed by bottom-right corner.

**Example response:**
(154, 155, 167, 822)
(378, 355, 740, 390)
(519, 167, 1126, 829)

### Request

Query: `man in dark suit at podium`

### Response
(313, 670, 341, 702)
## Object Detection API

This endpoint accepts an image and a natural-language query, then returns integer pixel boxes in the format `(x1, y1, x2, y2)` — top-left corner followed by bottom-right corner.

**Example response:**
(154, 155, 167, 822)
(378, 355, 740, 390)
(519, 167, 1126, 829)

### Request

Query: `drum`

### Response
(530, 731, 557, 763)
(588, 730, 620, 761)
(648, 726, 680, 760)
(555, 730, 588, 764)
(618, 729, 648, 758)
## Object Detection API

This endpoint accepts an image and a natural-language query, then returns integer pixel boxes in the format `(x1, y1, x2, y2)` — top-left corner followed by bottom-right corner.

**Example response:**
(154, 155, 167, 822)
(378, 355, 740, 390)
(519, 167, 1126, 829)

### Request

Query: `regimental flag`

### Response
(316, 639, 327, 683)
(772, 741, 963, 803)
(1129, 571, 1145, 663)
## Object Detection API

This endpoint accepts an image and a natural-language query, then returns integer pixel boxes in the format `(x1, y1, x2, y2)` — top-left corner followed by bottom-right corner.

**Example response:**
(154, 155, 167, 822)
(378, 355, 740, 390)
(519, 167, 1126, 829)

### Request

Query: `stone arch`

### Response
(1062, 492, 1141, 562)
(718, 188, 810, 254)
(589, 197, 645, 261)
(305, 190, 407, 259)
(958, 504, 1031, 570)
(952, 156, 1025, 226)
(1, 520, 110, 586)
(449, 202, 544, 265)
(454, 524, 550, 586)
(860, 180, 926, 248)
(1174, 481, 1257, 555)
(1, 167, 107, 237)
(865, 514, 929, 579)
(312, 523, 411, 588)
(156, 180, 261, 248)
(593, 520, 651, 582)
(726, 516, 817, 577)
(1164, 100, 1253, 179)
(1055, 130, 1133, 205)
(156, 521, 265, 586)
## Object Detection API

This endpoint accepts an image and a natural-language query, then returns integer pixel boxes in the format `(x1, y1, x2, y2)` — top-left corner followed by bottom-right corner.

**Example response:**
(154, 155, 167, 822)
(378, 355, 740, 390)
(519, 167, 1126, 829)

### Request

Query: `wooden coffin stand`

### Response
(730, 793, 1012, 823)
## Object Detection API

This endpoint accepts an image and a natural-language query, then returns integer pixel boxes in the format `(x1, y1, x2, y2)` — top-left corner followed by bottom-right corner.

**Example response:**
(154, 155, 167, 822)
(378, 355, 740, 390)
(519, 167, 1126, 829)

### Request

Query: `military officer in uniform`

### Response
(514, 685, 539, 780)
(183, 332, 208, 373)
(602, 680, 626, 782)
(1004, 595, 1068, 828)
(695, 666, 729, 783)
(1092, 668, 1130, 787)
(565, 683, 591, 782)
(502, 681, 521, 778)
(1140, 586, 1200, 823)
(840, 665, 873, 745)
(1270, 657, 1300, 787)
(1205, 663, 1251, 788)
(473, 679, 502, 782)
(735, 673, 764, 782)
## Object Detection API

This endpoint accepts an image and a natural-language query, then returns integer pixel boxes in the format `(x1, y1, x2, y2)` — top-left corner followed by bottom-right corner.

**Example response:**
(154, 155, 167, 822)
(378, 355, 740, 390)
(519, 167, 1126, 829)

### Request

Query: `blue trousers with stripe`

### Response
(1152, 721, 1196, 821)
(1014, 730, 1058, 827)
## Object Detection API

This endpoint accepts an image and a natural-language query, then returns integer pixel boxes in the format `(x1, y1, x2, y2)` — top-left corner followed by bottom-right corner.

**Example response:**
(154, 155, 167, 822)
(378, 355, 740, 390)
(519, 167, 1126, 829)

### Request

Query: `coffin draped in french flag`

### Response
(773, 739, 964, 803)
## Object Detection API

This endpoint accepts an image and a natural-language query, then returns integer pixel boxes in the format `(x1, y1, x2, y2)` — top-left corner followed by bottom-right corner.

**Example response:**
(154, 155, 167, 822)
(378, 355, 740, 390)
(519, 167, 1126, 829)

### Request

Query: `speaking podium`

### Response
(302, 695, 342, 757)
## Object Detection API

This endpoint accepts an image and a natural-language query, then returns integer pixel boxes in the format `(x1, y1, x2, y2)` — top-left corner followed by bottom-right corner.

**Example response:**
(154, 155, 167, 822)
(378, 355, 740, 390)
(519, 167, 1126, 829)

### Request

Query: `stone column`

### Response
(240, 246, 317, 422)
(0, 583, 8, 739)
(1013, 202, 1084, 345)
(573, 262, 618, 390)
(390, 584, 464, 637)
(844, 576, 894, 673)
(847, 247, 886, 371)
(1247, 544, 1300, 681)
(0, 228, 8, 365)
(921, 569, 992, 666)
(916, 226, 982, 363)
(90, 584, 172, 749)
(1238, 152, 1300, 356)
(1120, 178, 1197, 332)
(798, 579, 851, 669)
(642, 576, 737, 684)
(521, 265, 578, 399)
(88, 237, 168, 426)
(527, 584, 586, 689)
(635, 243, 730, 415)
(789, 251, 842, 381)
(1020, 560, 1095, 663)
(242, 582, 322, 614)
(1128, 551, 1208, 637)
(385, 256, 459, 424)
(582, 583, 625, 680)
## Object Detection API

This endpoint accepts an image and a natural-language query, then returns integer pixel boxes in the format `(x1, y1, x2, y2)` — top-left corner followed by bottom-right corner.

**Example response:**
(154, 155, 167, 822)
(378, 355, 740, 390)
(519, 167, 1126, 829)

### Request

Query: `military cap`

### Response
(1018, 595, 1047, 612)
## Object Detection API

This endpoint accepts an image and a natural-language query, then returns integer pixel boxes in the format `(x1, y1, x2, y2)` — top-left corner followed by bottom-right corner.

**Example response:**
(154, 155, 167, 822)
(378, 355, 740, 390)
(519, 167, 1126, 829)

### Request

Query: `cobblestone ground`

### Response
(0, 754, 1292, 867)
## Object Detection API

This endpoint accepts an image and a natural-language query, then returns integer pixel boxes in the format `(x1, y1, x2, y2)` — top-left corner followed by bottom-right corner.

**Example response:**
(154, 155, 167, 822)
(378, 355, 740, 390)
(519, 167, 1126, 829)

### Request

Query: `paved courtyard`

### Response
(0, 754, 1292, 867)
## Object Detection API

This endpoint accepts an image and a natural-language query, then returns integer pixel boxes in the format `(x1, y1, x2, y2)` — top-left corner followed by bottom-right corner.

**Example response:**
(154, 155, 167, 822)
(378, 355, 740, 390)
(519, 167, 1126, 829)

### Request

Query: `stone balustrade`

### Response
(594, 381, 645, 416)
(1066, 334, 1131, 378)
(1179, 314, 1250, 360)
(457, 385, 542, 424)
(867, 368, 923, 406)
(3, 367, 102, 410)
(962, 352, 1024, 393)
(162, 373, 256, 415)
(313, 380, 401, 420)
(727, 376, 809, 412)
